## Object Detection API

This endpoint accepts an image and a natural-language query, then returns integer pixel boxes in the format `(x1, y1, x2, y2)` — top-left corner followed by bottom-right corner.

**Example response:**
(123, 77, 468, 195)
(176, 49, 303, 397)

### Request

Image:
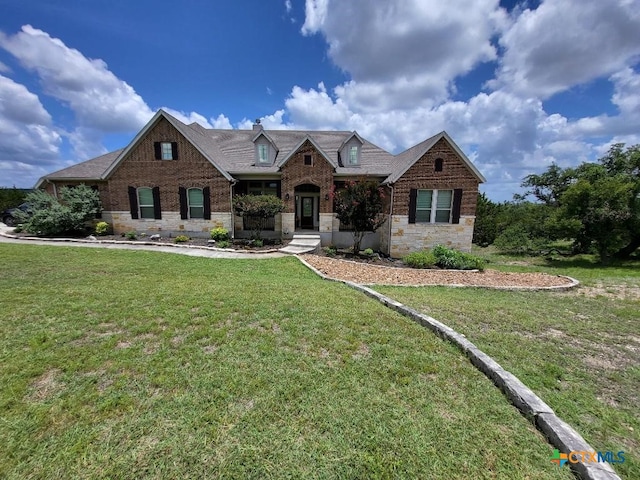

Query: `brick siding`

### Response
(280, 140, 334, 214)
(107, 117, 231, 214)
(392, 138, 479, 216)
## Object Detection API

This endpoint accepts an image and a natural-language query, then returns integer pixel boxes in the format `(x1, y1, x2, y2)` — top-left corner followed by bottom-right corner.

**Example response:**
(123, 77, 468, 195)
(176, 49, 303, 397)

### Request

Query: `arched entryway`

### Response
(294, 183, 320, 230)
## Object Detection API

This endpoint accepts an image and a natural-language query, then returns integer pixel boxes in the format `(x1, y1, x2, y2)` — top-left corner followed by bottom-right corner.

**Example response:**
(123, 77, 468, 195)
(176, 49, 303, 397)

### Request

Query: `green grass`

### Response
(0, 244, 572, 479)
(377, 248, 640, 479)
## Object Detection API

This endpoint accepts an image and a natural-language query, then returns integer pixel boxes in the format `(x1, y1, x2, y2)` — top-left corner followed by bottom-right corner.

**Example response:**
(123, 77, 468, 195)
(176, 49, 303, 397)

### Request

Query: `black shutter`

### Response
(276, 181, 282, 198)
(408, 189, 417, 224)
(154, 142, 161, 160)
(152, 187, 162, 219)
(203, 187, 211, 220)
(128, 186, 139, 219)
(452, 189, 462, 224)
(179, 187, 188, 219)
(171, 142, 178, 160)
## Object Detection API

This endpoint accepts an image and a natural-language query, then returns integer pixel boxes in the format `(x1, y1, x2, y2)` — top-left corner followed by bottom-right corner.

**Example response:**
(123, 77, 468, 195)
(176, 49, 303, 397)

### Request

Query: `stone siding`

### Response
(102, 211, 232, 237)
(389, 215, 476, 258)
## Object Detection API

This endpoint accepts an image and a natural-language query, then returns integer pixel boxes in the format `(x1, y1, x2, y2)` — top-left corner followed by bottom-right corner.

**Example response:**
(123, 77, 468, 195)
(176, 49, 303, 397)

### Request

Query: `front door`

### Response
(301, 196, 314, 229)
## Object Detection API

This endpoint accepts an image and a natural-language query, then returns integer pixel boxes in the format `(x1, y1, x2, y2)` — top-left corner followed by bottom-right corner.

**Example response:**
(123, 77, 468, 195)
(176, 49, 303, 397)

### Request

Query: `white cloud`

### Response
(0, 61, 9, 73)
(0, 25, 154, 132)
(302, 0, 505, 110)
(491, 0, 640, 98)
(285, 0, 292, 13)
(0, 74, 60, 170)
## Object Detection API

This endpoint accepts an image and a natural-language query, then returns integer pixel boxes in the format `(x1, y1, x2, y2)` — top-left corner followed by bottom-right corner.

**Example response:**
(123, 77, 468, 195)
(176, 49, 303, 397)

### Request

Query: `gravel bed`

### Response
(300, 254, 576, 289)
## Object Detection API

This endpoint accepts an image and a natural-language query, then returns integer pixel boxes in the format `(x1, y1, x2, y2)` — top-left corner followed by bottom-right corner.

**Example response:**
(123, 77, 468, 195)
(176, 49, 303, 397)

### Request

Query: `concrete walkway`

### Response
(0, 224, 285, 259)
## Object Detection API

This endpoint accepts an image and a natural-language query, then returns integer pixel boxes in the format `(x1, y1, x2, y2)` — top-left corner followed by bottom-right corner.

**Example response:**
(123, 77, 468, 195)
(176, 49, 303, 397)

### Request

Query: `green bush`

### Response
(494, 225, 549, 255)
(124, 231, 137, 240)
(174, 235, 190, 243)
(251, 238, 264, 247)
(95, 221, 109, 236)
(216, 240, 230, 248)
(432, 245, 485, 270)
(403, 250, 436, 269)
(363, 248, 374, 256)
(323, 245, 337, 256)
(210, 227, 230, 241)
(0, 187, 28, 213)
(17, 185, 101, 236)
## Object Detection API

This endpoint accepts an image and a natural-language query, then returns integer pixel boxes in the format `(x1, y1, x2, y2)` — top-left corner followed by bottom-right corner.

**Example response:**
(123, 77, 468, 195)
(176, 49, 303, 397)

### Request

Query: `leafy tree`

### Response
(16, 184, 101, 236)
(232, 194, 285, 240)
(332, 180, 386, 254)
(0, 187, 28, 213)
(522, 144, 640, 261)
(473, 193, 500, 246)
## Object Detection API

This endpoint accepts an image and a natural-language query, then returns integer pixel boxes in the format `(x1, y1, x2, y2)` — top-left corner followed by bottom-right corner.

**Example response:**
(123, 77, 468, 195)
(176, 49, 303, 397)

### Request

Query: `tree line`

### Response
(474, 143, 640, 262)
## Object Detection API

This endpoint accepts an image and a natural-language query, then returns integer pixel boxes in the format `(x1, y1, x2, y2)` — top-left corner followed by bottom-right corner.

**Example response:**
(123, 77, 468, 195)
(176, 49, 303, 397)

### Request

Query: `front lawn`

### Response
(376, 251, 640, 479)
(0, 244, 572, 479)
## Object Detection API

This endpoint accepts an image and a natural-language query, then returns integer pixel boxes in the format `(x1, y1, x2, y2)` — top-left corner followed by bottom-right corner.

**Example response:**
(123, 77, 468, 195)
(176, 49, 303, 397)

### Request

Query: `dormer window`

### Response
(258, 144, 269, 164)
(348, 145, 359, 165)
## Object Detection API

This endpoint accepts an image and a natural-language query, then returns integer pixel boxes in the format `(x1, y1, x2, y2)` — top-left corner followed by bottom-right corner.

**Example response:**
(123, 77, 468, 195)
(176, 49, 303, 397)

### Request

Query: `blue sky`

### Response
(0, 0, 638, 201)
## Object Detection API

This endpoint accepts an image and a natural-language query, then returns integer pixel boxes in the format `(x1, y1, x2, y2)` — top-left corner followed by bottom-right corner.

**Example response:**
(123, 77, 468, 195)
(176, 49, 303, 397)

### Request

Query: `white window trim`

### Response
(187, 187, 204, 219)
(348, 145, 359, 165)
(416, 189, 453, 224)
(137, 187, 155, 219)
(257, 144, 269, 164)
(161, 142, 174, 160)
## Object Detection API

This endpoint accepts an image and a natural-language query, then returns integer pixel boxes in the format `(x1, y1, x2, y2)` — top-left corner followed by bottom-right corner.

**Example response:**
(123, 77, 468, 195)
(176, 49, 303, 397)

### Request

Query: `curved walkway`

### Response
(0, 225, 285, 259)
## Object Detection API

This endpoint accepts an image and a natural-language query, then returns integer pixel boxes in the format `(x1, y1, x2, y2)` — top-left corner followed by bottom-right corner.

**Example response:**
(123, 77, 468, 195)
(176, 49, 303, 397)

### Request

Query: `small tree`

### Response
(17, 185, 101, 236)
(232, 194, 285, 241)
(332, 180, 386, 254)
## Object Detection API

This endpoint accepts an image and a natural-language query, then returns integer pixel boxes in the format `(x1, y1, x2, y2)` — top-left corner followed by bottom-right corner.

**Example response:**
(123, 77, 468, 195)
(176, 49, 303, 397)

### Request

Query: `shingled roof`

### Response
(35, 110, 484, 187)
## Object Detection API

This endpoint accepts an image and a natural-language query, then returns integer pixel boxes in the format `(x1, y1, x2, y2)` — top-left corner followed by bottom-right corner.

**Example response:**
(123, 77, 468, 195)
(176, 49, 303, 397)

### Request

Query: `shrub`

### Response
(432, 245, 485, 270)
(323, 245, 337, 257)
(95, 221, 109, 236)
(210, 227, 230, 241)
(403, 250, 437, 269)
(17, 185, 101, 236)
(216, 240, 230, 248)
(174, 235, 190, 243)
(232, 194, 285, 241)
(363, 248, 374, 256)
(124, 231, 137, 240)
(251, 238, 264, 247)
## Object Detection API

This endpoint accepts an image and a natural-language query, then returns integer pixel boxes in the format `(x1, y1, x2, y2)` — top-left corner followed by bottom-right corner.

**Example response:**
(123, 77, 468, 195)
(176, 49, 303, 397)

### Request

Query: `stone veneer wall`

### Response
(389, 215, 475, 258)
(102, 211, 232, 237)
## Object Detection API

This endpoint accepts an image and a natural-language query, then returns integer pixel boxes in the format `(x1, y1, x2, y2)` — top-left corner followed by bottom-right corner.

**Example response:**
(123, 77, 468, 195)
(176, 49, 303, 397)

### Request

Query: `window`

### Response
(154, 142, 177, 160)
(414, 189, 453, 223)
(304, 154, 313, 166)
(258, 144, 269, 163)
(248, 180, 279, 196)
(348, 145, 359, 165)
(137, 187, 155, 219)
(435, 158, 443, 172)
(187, 188, 204, 219)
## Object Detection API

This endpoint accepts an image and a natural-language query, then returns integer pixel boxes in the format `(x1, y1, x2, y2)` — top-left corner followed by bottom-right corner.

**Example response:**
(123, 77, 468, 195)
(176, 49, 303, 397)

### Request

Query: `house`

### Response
(36, 109, 485, 257)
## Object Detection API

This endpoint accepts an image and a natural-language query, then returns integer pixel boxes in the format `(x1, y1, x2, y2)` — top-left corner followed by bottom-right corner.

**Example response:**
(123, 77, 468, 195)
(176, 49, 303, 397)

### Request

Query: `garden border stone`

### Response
(296, 255, 621, 480)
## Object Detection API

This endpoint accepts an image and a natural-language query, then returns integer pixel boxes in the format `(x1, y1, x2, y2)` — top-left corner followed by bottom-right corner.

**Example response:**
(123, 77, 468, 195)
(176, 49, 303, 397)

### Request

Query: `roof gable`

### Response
(275, 134, 338, 169)
(102, 109, 233, 181)
(385, 131, 485, 184)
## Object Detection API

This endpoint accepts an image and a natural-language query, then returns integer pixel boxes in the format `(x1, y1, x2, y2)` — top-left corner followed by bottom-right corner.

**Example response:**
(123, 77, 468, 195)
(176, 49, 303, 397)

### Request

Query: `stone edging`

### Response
(360, 275, 579, 291)
(296, 256, 620, 480)
(0, 231, 282, 254)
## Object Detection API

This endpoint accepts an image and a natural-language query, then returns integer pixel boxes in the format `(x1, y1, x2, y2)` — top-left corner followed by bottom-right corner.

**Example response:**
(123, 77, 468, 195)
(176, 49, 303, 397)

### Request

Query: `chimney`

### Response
(253, 118, 263, 131)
